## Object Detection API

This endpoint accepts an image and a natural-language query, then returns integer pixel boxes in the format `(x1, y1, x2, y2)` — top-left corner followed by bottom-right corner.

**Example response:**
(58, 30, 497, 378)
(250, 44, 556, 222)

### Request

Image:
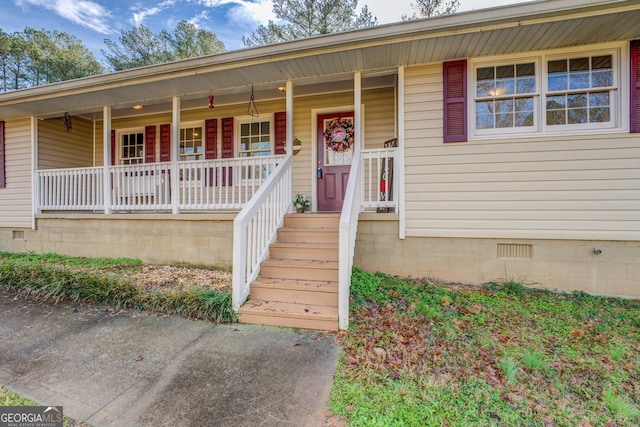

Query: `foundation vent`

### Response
(497, 243, 532, 259)
(12, 230, 25, 240)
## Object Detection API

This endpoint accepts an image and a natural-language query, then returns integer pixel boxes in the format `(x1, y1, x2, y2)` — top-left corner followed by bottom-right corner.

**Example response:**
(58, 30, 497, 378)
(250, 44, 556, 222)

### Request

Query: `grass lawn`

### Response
(329, 269, 640, 426)
(0, 388, 88, 427)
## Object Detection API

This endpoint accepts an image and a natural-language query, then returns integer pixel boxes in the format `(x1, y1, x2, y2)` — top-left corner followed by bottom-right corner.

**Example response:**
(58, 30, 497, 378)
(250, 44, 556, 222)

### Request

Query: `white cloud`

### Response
(227, 0, 274, 27)
(15, 0, 113, 34)
(188, 10, 210, 27)
(131, 0, 177, 26)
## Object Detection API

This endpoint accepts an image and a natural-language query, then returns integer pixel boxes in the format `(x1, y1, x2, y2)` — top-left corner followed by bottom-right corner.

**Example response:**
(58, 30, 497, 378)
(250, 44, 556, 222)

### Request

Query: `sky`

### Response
(0, 0, 532, 63)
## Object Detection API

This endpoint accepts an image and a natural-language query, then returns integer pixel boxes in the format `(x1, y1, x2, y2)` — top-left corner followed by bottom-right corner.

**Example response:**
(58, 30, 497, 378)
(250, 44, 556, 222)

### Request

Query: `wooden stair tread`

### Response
(261, 259, 338, 268)
(252, 278, 338, 292)
(239, 300, 338, 321)
(270, 241, 338, 249)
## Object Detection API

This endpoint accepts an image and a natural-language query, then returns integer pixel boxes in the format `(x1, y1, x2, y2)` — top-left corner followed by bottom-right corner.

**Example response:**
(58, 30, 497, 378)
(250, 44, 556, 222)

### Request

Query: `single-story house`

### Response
(0, 0, 639, 330)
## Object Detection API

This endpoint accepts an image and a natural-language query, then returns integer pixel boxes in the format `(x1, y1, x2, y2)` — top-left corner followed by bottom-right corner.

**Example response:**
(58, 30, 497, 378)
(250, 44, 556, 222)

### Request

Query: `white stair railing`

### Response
(232, 154, 293, 312)
(338, 148, 363, 330)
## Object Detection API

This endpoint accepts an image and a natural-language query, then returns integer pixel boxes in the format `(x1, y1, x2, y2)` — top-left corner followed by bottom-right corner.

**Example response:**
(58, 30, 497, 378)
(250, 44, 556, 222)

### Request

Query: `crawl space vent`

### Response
(497, 243, 532, 259)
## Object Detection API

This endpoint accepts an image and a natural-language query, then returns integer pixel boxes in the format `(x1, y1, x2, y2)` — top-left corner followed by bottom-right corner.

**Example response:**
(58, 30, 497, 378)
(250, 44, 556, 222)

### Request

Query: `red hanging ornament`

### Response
(208, 95, 215, 109)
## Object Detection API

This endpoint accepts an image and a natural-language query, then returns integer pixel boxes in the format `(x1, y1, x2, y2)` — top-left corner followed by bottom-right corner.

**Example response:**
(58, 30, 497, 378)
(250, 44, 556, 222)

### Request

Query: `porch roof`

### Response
(0, 0, 638, 120)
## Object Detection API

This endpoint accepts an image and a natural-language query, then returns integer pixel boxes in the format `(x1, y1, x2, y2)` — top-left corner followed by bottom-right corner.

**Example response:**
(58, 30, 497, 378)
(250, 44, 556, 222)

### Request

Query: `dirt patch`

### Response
(123, 265, 232, 293)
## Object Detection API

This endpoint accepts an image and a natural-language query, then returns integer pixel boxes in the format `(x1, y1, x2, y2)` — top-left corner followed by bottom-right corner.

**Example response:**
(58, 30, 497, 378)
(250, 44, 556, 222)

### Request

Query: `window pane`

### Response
(569, 72, 589, 90)
(496, 113, 513, 128)
(496, 65, 514, 79)
(186, 128, 193, 140)
(589, 92, 609, 107)
(476, 114, 494, 129)
(515, 98, 534, 112)
(547, 110, 566, 125)
(568, 108, 587, 124)
(477, 67, 495, 97)
(250, 122, 259, 134)
(261, 122, 269, 134)
(567, 93, 587, 108)
(241, 123, 250, 136)
(496, 79, 515, 96)
(476, 100, 493, 115)
(592, 71, 612, 88)
(589, 106, 610, 123)
(548, 60, 567, 91)
(515, 112, 534, 127)
(496, 99, 513, 113)
(570, 57, 589, 72)
(516, 76, 535, 94)
(546, 95, 566, 109)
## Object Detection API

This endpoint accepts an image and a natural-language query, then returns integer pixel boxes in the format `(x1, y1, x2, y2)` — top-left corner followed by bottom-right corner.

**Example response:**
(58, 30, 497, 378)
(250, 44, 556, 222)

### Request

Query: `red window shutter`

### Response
(205, 119, 218, 159)
(221, 117, 234, 186)
(110, 129, 116, 165)
(145, 125, 156, 163)
(160, 124, 171, 162)
(0, 121, 5, 188)
(274, 111, 286, 155)
(631, 40, 640, 133)
(443, 59, 468, 143)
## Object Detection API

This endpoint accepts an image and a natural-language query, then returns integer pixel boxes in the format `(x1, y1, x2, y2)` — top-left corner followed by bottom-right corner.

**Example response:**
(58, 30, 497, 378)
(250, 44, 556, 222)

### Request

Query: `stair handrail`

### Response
(232, 154, 293, 312)
(338, 147, 363, 330)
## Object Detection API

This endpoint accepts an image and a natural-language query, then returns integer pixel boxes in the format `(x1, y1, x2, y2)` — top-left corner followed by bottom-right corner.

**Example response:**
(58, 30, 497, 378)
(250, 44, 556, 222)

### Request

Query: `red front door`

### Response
(317, 112, 354, 211)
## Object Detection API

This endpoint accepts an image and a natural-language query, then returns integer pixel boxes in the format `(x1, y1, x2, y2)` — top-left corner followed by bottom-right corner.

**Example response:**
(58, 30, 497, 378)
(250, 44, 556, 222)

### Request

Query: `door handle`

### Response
(317, 168, 323, 180)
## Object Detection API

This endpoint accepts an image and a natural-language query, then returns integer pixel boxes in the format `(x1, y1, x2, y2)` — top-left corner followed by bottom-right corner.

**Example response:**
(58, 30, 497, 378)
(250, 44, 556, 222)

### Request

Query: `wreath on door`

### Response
(324, 118, 354, 152)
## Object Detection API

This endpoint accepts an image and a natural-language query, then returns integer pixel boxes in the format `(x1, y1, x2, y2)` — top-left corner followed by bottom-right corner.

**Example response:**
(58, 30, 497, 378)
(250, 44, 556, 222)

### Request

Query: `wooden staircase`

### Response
(238, 213, 340, 331)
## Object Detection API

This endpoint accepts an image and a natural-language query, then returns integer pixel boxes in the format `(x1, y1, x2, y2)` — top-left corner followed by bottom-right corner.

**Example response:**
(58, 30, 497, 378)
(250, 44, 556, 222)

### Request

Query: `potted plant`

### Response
(292, 193, 310, 213)
(292, 138, 302, 155)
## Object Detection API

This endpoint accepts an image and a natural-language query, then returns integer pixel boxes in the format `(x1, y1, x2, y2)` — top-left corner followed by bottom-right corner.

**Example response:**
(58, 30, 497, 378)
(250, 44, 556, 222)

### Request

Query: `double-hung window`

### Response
(470, 45, 621, 138)
(475, 62, 537, 134)
(237, 117, 273, 180)
(180, 124, 203, 161)
(120, 130, 144, 164)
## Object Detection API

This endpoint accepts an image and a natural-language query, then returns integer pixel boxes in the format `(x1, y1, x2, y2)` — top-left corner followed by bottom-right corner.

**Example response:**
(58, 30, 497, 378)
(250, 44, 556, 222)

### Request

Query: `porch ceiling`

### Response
(0, 0, 638, 120)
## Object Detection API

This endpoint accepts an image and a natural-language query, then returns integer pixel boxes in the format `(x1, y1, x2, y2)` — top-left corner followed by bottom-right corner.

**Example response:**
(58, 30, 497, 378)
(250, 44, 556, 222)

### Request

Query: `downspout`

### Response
(31, 117, 39, 229)
(171, 96, 181, 214)
(398, 66, 406, 239)
(103, 106, 112, 214)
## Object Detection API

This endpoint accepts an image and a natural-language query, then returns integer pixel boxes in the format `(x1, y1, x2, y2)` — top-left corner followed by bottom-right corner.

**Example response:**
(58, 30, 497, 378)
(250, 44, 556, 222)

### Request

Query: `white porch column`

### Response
(103, 106, 112, 214)
(286, 80, 294, 204)
(354, 72, 362, 154)
(397, 66, 406, 239)
(30, 117, 39, 227)
(171, 96, 181, 214)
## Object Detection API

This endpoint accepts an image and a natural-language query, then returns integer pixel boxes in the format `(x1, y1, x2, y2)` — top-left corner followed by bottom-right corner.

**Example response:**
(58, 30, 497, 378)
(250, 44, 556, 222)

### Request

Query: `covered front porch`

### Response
(27, 69, 404, 330)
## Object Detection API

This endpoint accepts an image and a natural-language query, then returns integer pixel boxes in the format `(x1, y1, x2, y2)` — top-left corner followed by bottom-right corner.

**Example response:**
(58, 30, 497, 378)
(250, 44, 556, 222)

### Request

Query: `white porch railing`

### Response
(111, 163, 172, 210)
(232, 154, 293, 311)
(36, 155, 286, 212)
(361, 147, 398, 212)
(179, 155, 284, 210)
(38, 166, 104, 211)
(338, 148, 363, 330)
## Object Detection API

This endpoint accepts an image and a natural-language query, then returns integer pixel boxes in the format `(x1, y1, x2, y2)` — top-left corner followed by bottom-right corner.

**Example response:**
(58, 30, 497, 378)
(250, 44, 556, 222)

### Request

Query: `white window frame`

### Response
(179, 121, 205, 162)
(235, 115, 275, 158)
(469, 42, 626, 140)
(117, 127, 145, 165)
(471, 57, 541, 137)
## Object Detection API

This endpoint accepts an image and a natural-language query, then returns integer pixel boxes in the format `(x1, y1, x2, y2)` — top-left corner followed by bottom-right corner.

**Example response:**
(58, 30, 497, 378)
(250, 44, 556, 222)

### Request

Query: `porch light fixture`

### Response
(132, 105, 144, 110)
(277, 86, 286, 92)
(63, 112, 72, 132)
(247, 85, 259, 118)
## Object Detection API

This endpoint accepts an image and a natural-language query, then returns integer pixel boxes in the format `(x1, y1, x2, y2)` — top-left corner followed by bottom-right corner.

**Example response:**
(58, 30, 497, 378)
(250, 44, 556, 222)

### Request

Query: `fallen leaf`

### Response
(570, 329, 585, 339)
(372, 347, 387, 361)
(134, 355, 144, 361)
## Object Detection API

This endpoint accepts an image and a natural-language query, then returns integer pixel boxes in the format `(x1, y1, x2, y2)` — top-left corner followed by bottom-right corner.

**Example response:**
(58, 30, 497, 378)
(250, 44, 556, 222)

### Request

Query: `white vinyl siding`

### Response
(0, 118, 33, 228)
(404, 63, 640, 241)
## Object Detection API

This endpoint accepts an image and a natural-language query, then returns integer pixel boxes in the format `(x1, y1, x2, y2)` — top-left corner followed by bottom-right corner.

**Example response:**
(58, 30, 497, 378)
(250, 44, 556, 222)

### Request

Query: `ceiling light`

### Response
(277, 86, 286, 92)
(132, 105, 144, 110)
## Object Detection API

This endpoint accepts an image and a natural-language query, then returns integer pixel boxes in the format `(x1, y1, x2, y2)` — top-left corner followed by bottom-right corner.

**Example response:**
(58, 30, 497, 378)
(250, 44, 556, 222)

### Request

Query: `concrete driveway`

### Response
(0, 293, 339, 426)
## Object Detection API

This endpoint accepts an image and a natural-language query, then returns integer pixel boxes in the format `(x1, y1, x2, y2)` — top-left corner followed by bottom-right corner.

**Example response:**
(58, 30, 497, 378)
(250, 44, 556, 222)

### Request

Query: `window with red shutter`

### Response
(631, 40, 640, 133)
(443, 60, 468, 143)
(0, 121, 5, 188)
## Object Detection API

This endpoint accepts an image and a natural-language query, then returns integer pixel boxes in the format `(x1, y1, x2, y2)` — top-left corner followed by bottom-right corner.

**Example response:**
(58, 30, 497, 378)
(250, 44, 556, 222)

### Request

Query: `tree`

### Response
(403, 0, 460, 20)
(243, 0, 378, 47)
(0, 27, 102, 92)
(102, 21, 225, 71)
